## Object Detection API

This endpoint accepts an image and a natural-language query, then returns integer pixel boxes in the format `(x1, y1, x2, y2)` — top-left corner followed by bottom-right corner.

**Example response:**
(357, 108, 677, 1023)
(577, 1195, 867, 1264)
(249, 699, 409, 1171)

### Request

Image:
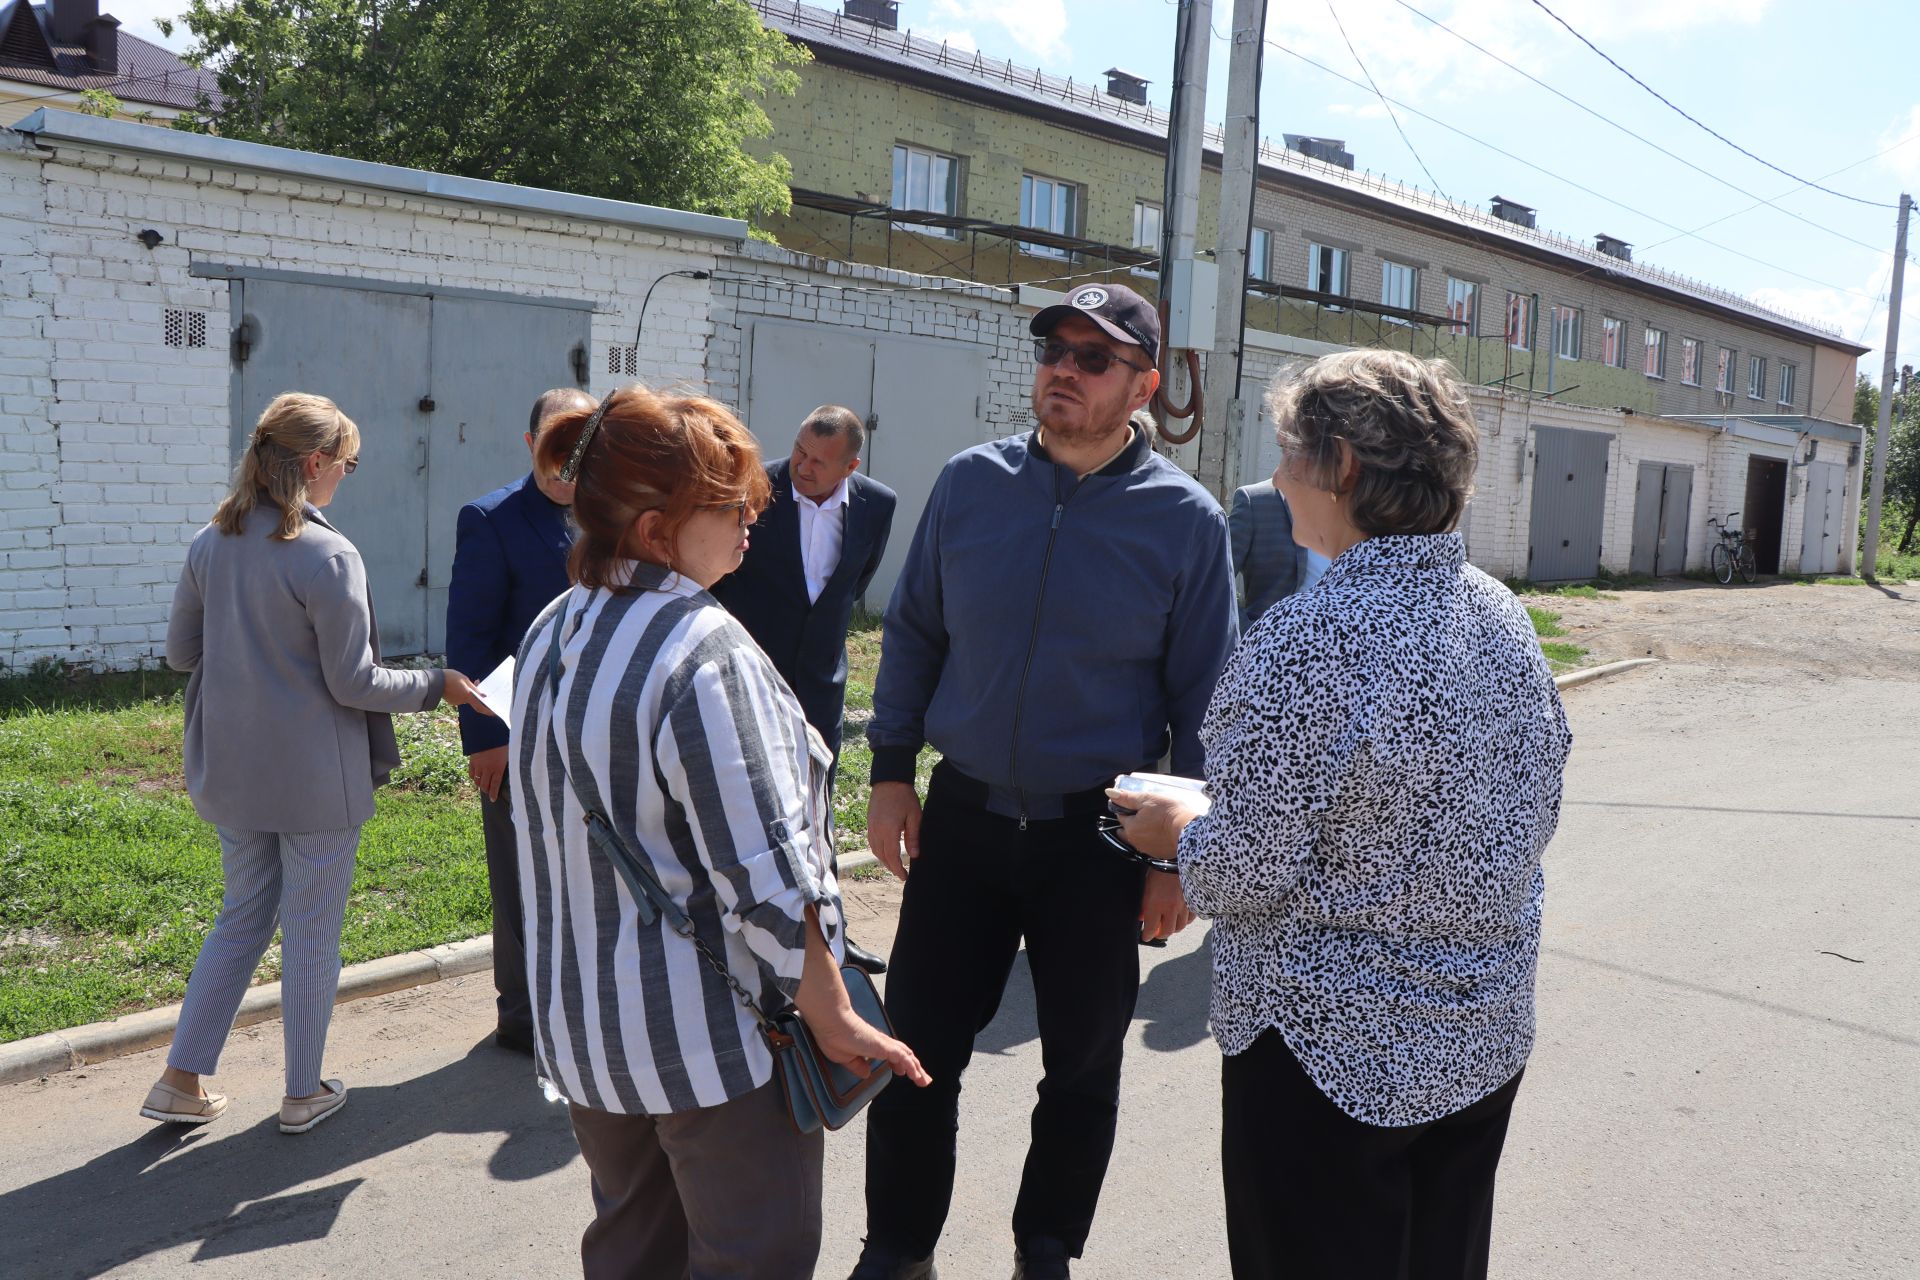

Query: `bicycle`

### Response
(1707, 512, 1758, 584)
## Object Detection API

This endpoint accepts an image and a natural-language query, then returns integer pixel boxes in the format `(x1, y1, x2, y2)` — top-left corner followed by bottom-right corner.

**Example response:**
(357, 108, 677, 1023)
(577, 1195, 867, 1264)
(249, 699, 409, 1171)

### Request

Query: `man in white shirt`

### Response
(711, 406, 898, 973)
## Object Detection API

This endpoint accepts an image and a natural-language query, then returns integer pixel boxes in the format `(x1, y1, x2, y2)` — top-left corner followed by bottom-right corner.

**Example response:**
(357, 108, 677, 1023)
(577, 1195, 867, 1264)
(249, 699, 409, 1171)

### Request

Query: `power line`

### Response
(1265, 38, 1883, 306)
(1525, 0, 1897, 209)
(1388, 0, 1891, 257)
(1324, 0, 1449, 202)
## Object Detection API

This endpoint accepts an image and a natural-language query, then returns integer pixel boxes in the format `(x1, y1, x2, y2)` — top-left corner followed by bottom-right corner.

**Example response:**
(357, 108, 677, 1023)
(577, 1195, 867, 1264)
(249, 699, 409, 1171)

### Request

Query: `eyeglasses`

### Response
(1033, 337, 1150, 377)
(328, 453, 358, 474)
(702, 501, 749, 530)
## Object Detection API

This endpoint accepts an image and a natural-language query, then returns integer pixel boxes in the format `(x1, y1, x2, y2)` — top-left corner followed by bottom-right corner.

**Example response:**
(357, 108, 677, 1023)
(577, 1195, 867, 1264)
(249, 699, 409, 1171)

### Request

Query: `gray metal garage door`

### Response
(1629, 461, 1693, 576)
(1528, 425, 1612, 582)
(225, 272, 591, 654)
(745, 321, 987, 610)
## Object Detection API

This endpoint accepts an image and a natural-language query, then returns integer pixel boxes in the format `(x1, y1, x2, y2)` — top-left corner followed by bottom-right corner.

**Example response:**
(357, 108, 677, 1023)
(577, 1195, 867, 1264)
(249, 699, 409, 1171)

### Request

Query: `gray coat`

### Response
(1229, 480, 1310, 627)
(167, 503, 445, 833)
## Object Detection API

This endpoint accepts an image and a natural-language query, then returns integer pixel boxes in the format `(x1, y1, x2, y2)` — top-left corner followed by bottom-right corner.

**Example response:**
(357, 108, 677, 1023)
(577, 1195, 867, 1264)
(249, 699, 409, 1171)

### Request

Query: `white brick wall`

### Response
(2, 134, 727, 669)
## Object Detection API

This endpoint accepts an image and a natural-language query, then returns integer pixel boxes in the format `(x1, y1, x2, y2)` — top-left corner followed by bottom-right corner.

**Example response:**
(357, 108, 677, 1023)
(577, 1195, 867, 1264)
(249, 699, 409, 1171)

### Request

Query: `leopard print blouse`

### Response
(1178, 532, 1572, 1126)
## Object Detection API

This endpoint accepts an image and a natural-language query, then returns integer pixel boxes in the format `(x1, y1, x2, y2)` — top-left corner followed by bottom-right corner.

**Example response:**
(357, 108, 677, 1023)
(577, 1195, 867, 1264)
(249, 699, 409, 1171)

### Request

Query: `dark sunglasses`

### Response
(333, 453, 358, 474)
(1033, 337, 1150, 377)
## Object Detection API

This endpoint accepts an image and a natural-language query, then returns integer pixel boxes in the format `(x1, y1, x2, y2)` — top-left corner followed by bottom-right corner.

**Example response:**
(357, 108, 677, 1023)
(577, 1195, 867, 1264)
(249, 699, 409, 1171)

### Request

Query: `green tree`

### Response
(76, 88, 124, 117)
(1853, 373, 1920, 555)
(160, 0, 805, 226)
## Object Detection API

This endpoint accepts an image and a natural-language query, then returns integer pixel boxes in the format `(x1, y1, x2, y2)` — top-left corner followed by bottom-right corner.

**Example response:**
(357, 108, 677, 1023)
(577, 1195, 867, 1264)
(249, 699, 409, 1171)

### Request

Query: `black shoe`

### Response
(844, 936, 889, 975)
(494, 1027, 534, 1056)
(847, 1240, 936, 1280)
(1012, 1237, 1071, 1280)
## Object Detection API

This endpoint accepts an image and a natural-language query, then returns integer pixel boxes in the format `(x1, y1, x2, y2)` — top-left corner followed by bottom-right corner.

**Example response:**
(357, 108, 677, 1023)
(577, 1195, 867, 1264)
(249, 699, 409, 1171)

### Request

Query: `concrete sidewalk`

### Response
(1, 656, 1915, 1277)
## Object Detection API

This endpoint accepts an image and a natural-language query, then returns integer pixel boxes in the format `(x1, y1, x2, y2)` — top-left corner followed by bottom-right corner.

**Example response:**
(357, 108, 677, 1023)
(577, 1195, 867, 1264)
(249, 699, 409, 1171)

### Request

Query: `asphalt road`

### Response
(2, 645, 1915, 1278)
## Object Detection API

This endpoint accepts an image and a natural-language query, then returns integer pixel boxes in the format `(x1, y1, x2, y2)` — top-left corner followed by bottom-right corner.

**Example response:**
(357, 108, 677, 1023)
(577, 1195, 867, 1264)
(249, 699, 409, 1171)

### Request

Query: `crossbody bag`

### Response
(540, 597, 895, 1134)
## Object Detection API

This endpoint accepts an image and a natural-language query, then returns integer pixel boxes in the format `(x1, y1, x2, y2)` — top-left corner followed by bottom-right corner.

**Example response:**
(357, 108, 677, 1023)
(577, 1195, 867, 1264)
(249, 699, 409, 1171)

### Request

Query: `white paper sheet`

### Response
(472, 656, 516, 729)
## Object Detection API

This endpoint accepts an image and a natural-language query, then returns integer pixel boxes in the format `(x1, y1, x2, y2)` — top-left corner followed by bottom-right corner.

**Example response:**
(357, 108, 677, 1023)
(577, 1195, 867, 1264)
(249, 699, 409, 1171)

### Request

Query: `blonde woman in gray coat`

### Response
(141, 393, 489, 1135)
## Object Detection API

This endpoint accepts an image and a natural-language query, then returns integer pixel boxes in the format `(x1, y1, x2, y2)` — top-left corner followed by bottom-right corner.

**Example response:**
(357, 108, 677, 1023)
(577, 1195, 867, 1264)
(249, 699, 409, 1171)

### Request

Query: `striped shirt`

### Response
(509, 561, 843, 1115)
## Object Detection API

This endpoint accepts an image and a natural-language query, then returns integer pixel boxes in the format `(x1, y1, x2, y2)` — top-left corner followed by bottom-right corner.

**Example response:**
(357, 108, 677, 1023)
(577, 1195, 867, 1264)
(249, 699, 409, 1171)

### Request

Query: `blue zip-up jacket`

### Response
(868, 426, 1237, 812)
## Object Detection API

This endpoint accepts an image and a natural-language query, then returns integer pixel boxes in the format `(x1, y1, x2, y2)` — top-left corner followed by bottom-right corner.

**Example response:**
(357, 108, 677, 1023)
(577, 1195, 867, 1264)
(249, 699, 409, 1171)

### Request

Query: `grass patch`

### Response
(0, 668, 489, 1043)
(1862, 543, 1920, 583)
(1525, 604, 1586, 673)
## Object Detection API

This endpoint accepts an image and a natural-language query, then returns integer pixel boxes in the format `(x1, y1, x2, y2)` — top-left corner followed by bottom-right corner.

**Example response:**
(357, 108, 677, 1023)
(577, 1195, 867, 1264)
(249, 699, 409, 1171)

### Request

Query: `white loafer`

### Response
(279, 1079, 348, 1134)
(139, 1079, 229, 1125)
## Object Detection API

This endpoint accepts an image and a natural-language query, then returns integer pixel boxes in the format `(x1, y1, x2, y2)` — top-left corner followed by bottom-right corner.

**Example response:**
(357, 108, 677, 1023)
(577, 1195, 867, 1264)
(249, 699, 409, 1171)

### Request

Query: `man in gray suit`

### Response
(1228, 479, 1312, 628)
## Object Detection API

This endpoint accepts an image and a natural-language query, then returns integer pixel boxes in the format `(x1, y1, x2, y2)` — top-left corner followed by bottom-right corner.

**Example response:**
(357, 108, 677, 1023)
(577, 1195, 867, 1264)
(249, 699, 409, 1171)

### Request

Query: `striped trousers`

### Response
(167, 825, 361, 1098)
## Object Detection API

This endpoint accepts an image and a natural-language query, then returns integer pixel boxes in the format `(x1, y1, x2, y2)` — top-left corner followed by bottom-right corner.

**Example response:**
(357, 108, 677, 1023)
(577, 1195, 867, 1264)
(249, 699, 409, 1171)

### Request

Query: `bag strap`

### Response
(541, 598, 783, 1038)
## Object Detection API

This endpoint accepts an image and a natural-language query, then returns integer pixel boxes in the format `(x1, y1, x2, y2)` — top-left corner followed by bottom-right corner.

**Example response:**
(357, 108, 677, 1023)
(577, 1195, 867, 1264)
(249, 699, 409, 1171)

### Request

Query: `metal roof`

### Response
(0, 3, 221, 111)
(752, 0, 1862, 353)
(1671, 413, 1864, 443)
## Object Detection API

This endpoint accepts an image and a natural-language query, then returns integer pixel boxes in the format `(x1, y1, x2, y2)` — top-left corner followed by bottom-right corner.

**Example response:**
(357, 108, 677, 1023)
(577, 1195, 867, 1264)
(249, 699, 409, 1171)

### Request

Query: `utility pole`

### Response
(1201, 0, 1269, 499)
(1162, 0, 1212, 279)
(1864, 192, 1911, 580)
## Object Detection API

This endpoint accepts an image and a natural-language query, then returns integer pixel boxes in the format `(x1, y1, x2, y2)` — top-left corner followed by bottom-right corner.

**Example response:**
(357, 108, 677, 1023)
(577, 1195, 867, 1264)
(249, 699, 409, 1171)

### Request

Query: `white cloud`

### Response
(1749, 258, 1916, 376)
(1873, 105, 1920, 190)
(933, 29, 980, 53)
(929, 0, 1069, 62)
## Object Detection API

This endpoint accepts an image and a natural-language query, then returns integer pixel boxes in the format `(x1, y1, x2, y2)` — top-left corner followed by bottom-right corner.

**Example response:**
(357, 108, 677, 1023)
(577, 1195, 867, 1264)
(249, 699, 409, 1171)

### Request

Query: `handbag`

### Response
(540, 599, 896, 1134)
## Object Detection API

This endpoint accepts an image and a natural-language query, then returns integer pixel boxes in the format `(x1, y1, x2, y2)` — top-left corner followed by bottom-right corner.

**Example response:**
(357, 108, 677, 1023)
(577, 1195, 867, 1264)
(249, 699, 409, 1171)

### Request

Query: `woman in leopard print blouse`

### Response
(1111, 350, 1572, 1280)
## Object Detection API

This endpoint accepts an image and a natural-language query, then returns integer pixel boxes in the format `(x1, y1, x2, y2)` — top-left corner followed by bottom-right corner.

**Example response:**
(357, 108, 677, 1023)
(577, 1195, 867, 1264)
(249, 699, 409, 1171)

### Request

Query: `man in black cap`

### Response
(849, 283, 1237, 1280)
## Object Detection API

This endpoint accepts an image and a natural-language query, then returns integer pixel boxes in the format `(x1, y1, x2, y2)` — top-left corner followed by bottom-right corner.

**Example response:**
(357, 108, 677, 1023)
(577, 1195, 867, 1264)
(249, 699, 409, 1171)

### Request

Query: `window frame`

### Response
(1717, 346, 1736, 394)
(1778, 361, 1797, 406)
(1131, 201, 1163, 278)
(890, 143, 961, 238)
(1747, 354, 1768, 400)
(1308, 242, 1350, 301)
(1247, 226, 1274, 283)
(1680, 337, 1701, 387)
(1445, 276, 1477, 335)
(1643, 326, 1667, 380)
(1019, 172, 1081, 260)
(1380, 259, 1418, 322)
(1506, 291, 1534, 351)
(1552, 304, 1582, 361)
(1601, 316, 1626, 368)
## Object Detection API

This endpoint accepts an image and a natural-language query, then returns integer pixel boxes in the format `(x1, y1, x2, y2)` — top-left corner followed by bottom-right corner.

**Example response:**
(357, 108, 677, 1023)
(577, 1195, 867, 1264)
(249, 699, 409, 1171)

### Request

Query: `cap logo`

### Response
(1071, 287, 1110, 309)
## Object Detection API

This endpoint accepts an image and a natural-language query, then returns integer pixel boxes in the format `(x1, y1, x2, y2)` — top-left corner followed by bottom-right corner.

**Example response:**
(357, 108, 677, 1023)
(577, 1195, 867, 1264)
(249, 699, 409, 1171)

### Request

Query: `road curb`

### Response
(0, 935, 501, 1088)
(1555, 657, 1660, 690)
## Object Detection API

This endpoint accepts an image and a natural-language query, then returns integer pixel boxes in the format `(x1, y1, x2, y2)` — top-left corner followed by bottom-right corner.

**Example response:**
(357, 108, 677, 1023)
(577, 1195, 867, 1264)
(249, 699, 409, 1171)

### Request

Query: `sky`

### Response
(103, 0, 1920, 392)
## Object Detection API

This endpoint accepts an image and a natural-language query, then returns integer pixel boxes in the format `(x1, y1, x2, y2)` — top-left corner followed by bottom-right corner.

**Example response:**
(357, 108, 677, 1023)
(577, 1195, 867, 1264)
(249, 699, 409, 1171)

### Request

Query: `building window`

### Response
(1506, 292, 1533, 350)
(1247, 227, 1273, 282)
(1748, 354, 1767, 400)
(1019, 173, 1079, 259)
(1778, 362, 1797, 406)
(1308, 243, 1350, 298)
(1380, 260, 1417, 321)
(1643, 327, 1667, 379)
(1717, 346, 1736, 393)
(1132, 201, 1162, 277)
(1552, 305, 1581, 360)
(892, 145, 960, 236)
(1602, 316, 1625, 367)
(1680, 338, 1700, 386)
(1445, 277, 1477, 334)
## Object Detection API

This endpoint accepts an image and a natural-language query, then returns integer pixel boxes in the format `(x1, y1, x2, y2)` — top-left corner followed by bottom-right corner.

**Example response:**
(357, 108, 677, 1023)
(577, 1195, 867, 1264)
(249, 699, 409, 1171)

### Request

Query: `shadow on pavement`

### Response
(2, 1041, 577, 1279)
(970, 931, 1213, 1059)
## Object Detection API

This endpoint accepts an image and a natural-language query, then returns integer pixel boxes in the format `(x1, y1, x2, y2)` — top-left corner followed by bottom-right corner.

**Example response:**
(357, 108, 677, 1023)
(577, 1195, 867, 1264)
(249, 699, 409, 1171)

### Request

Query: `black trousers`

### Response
(1222, 1030, 1525, 1280)
(478, 781, 531, 1037)
(862, 774, 1145, 1259)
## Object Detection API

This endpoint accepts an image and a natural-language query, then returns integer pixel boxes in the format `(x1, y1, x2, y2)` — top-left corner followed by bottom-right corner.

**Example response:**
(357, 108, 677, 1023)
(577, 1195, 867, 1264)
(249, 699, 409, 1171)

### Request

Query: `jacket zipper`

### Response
(1007, 469, 1075, 830)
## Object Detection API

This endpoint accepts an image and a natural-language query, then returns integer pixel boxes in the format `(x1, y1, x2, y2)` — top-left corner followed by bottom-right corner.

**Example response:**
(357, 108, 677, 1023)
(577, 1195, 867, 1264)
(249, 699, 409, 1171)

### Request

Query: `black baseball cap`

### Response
(1030, 282, 1161, 364)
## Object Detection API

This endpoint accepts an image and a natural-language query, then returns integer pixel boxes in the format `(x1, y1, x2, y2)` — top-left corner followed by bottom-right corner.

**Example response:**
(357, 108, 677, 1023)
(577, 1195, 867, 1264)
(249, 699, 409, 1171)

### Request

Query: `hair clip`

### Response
(560, 392, 615, 484)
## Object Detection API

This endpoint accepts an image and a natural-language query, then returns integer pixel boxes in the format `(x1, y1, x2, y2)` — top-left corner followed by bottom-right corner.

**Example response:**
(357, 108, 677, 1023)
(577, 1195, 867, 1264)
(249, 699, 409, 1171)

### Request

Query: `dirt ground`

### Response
(1546, 579, 1920, 678)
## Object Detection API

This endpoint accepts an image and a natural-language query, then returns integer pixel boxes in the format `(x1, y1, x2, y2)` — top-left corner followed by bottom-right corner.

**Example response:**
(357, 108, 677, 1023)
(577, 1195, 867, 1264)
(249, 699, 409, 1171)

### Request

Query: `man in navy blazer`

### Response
(714, 405, 898, 770)
(445, 386, 593, 1053)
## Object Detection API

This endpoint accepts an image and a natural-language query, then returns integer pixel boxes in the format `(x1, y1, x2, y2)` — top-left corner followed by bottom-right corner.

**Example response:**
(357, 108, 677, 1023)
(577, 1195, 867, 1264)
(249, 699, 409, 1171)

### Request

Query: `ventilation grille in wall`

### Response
(164, 308, 208, 348)
(608, 344, 638, 376)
